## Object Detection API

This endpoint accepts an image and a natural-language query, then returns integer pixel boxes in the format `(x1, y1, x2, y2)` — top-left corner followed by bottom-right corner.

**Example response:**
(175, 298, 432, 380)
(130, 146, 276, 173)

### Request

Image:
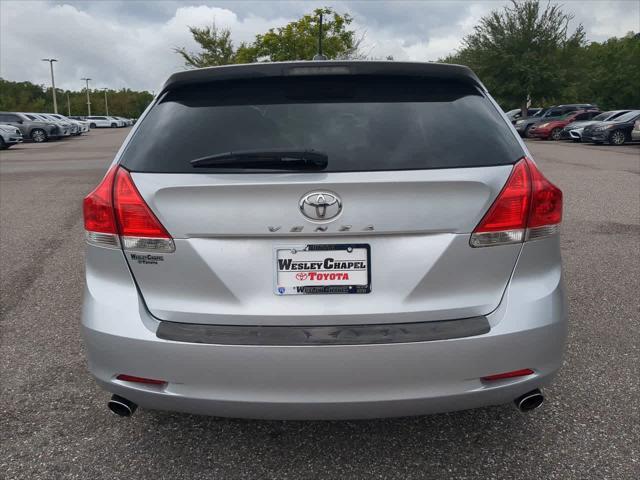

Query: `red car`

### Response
(529, 110, 601, 140)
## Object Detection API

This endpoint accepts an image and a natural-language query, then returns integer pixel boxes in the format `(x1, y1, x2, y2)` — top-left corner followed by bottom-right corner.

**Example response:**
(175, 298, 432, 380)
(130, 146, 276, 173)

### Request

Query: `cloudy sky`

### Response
(1, 0, 638, 92)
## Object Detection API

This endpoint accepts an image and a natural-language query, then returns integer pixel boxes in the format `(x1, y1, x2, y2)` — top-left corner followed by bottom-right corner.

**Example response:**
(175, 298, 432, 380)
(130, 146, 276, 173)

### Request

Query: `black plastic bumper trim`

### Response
(156, 316, 490, 346)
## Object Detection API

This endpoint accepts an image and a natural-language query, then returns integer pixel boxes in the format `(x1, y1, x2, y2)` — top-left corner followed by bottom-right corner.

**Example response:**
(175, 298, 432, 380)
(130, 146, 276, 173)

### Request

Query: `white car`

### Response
(115, 116, 132, 126)
(50, 114, 89, 135)
(87, 116, 120, 128)
(108, 116, 127, 127)
(0, 123, 23, 149)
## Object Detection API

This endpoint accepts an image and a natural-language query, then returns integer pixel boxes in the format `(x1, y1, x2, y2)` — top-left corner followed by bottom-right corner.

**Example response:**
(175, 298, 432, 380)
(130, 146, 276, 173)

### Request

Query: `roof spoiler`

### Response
(161, 61, 485, 94)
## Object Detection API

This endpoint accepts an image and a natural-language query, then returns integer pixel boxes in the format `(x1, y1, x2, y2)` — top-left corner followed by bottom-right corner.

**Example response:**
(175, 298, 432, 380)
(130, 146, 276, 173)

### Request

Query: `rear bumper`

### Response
(82, 238, 567, 419)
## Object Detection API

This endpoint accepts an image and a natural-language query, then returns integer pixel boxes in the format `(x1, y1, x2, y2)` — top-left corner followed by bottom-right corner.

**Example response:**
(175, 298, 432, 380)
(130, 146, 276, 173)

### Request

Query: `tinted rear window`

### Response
(121, 76, 523, 173)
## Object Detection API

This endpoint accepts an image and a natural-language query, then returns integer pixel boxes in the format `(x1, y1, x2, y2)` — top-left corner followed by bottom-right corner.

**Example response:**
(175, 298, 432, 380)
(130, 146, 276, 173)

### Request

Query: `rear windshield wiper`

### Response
(190, 149, 328, 170)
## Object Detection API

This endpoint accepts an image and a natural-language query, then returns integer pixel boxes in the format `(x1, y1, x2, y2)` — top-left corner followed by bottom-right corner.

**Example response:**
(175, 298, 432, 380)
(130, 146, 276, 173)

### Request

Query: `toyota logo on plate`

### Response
(299, 191, 342, 222)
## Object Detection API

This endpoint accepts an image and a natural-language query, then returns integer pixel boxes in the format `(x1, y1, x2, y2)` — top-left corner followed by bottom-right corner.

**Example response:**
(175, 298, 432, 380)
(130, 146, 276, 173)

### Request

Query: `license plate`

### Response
(274, 244, 371, 295)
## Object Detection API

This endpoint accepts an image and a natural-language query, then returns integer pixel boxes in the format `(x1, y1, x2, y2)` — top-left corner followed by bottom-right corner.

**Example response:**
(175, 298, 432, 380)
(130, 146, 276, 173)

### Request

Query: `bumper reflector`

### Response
(481, 368, 534, 381)
(116, 374, 167, 386)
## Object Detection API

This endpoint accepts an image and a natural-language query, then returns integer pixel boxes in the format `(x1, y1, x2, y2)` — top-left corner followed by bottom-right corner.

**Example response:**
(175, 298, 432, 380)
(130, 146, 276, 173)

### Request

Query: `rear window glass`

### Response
(121, 76, 523, 173)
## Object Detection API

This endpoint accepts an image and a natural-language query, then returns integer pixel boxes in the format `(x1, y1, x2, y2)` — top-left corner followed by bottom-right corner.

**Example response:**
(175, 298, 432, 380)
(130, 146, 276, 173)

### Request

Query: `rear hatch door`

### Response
(119, 73, 525, 326)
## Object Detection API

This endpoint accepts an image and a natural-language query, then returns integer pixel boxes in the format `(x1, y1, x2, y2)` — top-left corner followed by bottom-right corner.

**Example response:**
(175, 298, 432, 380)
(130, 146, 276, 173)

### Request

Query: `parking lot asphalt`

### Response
(1, 131, 639, 479)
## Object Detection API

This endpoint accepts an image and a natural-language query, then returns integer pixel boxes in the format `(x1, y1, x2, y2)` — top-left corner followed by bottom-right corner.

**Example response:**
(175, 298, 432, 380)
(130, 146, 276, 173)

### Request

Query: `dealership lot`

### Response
(1, 130, 638, 479)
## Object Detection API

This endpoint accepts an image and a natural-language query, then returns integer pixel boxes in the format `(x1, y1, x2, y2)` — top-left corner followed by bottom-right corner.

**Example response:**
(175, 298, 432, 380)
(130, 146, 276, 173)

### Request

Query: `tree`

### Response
(573, 33, 640, 109)
(176, 8, 361, 68)
(248, 8, 360, 62)
(174, 22, 236, 68)
(442, 0, 585, 116)
(0, 78, 153, 118)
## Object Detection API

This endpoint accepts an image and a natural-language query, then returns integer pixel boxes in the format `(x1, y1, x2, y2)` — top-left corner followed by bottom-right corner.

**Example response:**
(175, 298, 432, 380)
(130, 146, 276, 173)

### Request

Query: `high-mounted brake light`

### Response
(83, 166, 175, 252)
(470, 157, 562, 247)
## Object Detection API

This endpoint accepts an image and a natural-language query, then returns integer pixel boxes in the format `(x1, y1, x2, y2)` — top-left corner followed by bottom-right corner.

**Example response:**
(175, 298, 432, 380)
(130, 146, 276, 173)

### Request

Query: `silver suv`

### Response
(0, 112, 61, 142)
(82, 62, 566, 419)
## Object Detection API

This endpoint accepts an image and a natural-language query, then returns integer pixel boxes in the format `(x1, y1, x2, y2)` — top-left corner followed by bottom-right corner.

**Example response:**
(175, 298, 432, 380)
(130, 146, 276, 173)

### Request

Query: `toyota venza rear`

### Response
(82, 62, 566, 419)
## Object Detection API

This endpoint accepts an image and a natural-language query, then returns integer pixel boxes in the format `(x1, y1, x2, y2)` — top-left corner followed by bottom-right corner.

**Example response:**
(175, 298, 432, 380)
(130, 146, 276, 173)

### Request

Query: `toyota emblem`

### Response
(299, 191, 342, 222)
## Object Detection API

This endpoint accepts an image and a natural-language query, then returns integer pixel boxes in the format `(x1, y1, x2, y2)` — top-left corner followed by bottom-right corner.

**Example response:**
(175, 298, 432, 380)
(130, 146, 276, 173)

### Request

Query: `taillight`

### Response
(83, 166, 175, 252)
(83, 167, 120, 248)
(470, 157, 562, 247)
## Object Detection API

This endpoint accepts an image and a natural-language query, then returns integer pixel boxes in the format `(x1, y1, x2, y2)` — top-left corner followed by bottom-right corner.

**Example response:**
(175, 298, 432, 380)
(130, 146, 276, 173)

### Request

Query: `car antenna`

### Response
(313, 12, 327, 60)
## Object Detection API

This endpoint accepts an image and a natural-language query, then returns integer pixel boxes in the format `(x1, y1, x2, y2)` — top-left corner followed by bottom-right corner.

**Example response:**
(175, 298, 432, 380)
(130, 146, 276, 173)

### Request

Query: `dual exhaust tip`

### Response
(514, 389, 544, 412)
(107, 394, 138, 417)
(107, 389, 544, 417)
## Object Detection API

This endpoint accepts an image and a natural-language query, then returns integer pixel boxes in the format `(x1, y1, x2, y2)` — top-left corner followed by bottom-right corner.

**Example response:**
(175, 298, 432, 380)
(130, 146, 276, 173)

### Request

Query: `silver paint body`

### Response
(81, 69, 567, 419)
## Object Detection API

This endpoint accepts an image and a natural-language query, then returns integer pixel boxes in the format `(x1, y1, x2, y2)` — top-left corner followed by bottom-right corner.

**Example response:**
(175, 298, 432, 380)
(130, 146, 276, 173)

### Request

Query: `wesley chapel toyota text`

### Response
(82, 61, 566, 420)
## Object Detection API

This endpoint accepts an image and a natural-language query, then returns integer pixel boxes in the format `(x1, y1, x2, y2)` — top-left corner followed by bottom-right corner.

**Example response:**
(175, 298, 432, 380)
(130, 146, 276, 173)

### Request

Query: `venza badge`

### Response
(299, 191, 342, 222)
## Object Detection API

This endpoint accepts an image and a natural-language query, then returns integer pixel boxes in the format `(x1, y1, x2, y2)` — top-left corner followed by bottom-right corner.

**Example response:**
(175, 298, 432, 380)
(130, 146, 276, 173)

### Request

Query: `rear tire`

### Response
(90, 123, 96, 129)
(31, 129, 47, 143)
(110, 123, 117, 128)
(0, 137, 7, 149)
(550, 128, 562, 141)
(609, 130, 626, 146)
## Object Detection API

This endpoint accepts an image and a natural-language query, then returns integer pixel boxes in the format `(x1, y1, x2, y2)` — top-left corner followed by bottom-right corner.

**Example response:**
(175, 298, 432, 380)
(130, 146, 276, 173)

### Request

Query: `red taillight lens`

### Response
(83, 167, 118, 234)
(116, 374, 167, 386)
(471, 157, 562, 247)
(474, 160, 530, 232)
(113, 168, 171, 238)
(83, 166, 174, 251)
(481, 368, 535, 381)
(528, 159, 563, 228)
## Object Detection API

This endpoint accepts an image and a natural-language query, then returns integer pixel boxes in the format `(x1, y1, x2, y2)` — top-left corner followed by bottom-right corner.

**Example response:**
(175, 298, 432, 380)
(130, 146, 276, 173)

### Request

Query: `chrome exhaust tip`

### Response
(514, 389, 544, 412)
(108, 394, 138, 417)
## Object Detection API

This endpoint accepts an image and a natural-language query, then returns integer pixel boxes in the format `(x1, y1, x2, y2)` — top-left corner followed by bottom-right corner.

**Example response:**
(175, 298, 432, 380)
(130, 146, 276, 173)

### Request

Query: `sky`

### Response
(1, 0, 638, 92)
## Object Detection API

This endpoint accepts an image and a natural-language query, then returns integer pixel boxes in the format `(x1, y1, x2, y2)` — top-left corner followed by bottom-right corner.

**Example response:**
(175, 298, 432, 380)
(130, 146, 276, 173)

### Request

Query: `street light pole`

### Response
(81, 77, 92, 116)
(42, 58, 58, 113)
(102, 89, 109, 116)
(67, 92, 71, 116)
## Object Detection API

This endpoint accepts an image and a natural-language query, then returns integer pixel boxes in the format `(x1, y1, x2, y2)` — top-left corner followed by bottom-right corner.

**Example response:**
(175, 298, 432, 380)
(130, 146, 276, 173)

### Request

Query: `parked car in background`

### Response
(86, 116, 119, 128)
(0, 112, 61, 142)
(107, 116, 126, 127)
(582, 110, 640, 145)
(515, 104, 598, 137)
(50, 114, 89, 135)
(632, 119, 640, 142)
(0, 123, 23, 149)
(505, 108, 542, 124)
(115, 116, 132, 126)
(30, 113, 73, 136)
(561, 110, 631, 141)
(528, 110, 600, 140)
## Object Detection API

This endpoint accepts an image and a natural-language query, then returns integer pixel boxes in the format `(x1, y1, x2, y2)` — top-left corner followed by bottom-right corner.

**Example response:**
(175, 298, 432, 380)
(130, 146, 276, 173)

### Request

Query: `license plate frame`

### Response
(274, 243, 371, 295)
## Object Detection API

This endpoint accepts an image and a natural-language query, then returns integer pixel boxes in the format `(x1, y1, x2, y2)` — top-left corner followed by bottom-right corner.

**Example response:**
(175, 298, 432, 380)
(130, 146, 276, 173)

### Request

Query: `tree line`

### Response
(441, 1, 640, 112)
(2, 2, 638, 116)
(0, 78, 153, 118)
(176, 3, 639, 112)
